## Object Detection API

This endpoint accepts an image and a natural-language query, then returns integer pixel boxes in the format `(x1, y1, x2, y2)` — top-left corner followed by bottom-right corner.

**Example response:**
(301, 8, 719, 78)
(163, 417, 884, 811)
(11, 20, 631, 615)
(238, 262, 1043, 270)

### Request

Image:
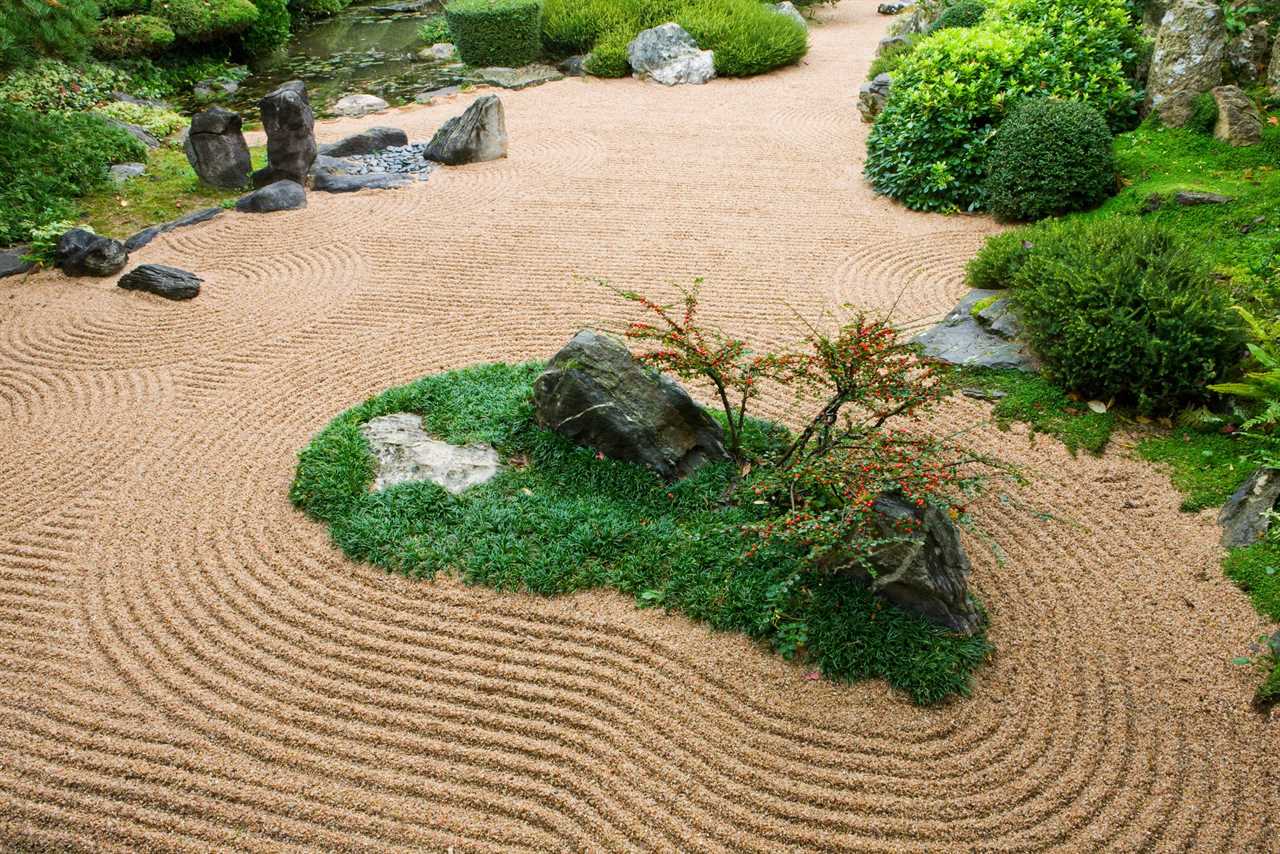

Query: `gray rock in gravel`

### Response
(911, 290, 1039, 372)
(103, 116, 159, 149)
(117, 264, 202, 300)
(475, 64, 564, 90)
(310, 154, 358, 176)
(1220, 467, 1280, 548)
(258, 80, 317, 188)
(318, 126, 409, 157)
(110, 162, 146, 185)
(772, 1, 806, 28)
(54, 229, 128, 278)
(1227, 22, 1270, 85)
(184, 107, 251, 188)
(533, 329, 731, 481)
(333, 93, 389, 117)
(858, 73, 892, 123)
(312, 171, 413, 193)
(124, 207, 222, 252)
(424, 95, 508, 165)
(1146, 0, 1227, 127)
(360, 413, 501, 494)
(627, 23, 716, 86)
(236, 179, 307, 213)
(1212, 85, 1262, 146)
(0, 246, 33, 279)
(558, 55, 586, 76)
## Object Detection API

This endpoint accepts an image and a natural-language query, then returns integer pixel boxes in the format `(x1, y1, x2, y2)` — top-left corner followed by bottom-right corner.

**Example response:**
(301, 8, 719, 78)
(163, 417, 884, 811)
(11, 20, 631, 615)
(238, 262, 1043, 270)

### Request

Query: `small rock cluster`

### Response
(343, 143, 440, 176)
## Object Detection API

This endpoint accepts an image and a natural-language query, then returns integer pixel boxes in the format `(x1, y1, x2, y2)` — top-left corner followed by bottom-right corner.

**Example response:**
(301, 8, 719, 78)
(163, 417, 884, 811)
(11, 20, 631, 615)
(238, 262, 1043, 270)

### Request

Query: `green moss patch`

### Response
(1223, 541, 1280, 624)
(290, 362, 992, 705)
(950, 367, 1115, 454)
(1134, 429, 1255, 513)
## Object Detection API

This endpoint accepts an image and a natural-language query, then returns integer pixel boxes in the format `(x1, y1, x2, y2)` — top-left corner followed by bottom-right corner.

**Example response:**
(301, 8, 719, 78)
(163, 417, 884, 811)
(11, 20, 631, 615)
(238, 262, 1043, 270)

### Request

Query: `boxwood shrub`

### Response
(445, 0, 543, 68)
(983, 98, 1116, 221)
(93, 15, 176, 58)
(156, 0, 259, 43)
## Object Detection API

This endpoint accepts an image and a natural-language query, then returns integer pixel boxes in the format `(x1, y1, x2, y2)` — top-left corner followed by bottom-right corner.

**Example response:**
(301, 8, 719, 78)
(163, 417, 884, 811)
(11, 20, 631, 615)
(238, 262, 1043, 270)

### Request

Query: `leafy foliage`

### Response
(241, 0, 292, 56)
(1209, 307, 1280, 435)
(1135, 428, 1258, 511)
(931, 0, 985, 30)
(93, 15, 177, 59)
(983, 98, 1116, 222)
(94, 100, 186, 138)
(965, 227, 1042, 289)
(154, 0, 260, 43)
(445, 0, 544, 67)
(866, 32, 915, 78)
(288, 0, 353, 16)
(417, 14, 450, 44)
(0, 57, 132, 111)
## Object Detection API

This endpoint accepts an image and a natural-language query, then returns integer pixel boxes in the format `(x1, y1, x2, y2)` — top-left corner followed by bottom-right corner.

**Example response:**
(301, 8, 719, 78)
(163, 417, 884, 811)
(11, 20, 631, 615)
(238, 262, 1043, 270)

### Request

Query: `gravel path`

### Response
(1, 3, 1277, 850)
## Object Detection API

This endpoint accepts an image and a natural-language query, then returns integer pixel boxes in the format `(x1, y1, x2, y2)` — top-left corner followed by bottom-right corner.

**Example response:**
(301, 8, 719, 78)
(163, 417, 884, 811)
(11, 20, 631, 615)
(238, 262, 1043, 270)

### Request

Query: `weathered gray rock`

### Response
(1212, 85, 1263, 146)
(54, 229, 127, 278)
(0, 246, 33, 279)
(475, 64, 564, 90)
(236, 180, 307, 213)
(823, 492, 984, 636)
(1220, 468, 1280, 547)
(424, 95, 508, 165)
(193, 78, 239, 101)
(858, 73, 892, 123)
(360, 413, 501, 494)
(333, 94, 389, 117)
(772, 1, 806, 28)
(103, 116, 160, 148)
(312, 171, 413, 193)
(419, 42, 458, 61)
(117, 264, 202, 300)
(109, 162, 145, 185)
(311, 154, 357, 176)
(1175, 189, 1233, 205)
(372, 0, 433, 13)
(911, 290, 1039, 372)
(124, 207, 222, 253)
(1147, 0, 1227, 127)
(627, 23, 716, 86)
(974, 296, 1024, 341)
(558, 55, 586, 76)
(183, 107, 251, 189)
(1227, 22, 1270, 85)
(258, 81, 317, 187)
(533, 329, 731, 481)
(318, 126, 409, 157)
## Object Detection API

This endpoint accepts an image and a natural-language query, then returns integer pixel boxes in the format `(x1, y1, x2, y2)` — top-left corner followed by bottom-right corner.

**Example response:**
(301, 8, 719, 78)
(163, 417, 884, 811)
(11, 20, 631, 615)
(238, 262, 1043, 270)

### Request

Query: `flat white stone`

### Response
(360, 413, 500, 494)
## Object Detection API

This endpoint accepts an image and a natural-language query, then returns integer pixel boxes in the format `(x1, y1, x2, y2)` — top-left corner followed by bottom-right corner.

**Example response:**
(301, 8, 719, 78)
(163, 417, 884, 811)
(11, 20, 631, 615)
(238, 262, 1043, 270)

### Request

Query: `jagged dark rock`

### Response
(54, 229, 127, 277)
(235, 180, 307, 213)
(183, 107, 251, 188)
(317, 127, 409, 157)
(257, 80, 317, 187)
(124, 208, 222, 253)
(117, 264, 202, 300)
(312, 172, 413, 193)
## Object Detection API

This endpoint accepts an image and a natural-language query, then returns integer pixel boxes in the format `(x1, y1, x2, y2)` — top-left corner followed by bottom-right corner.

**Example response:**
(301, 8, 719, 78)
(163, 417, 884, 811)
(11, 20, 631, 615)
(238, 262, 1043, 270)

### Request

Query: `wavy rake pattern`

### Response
(0, 3, 1277, 850)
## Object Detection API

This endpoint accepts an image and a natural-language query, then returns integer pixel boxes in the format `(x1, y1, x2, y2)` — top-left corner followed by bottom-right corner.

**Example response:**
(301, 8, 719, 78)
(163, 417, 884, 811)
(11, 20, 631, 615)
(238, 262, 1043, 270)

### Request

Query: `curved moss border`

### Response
(290, 361, 991, 704)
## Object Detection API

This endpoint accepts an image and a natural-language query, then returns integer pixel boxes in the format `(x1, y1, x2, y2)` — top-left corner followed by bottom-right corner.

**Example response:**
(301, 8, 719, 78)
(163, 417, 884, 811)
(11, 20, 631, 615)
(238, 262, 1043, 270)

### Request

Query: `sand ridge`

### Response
(1, 3, 1278, 850)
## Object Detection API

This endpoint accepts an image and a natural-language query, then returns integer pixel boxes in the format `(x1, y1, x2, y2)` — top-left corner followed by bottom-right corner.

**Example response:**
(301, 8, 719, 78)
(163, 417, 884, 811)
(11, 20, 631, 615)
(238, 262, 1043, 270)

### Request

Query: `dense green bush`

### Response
(0, 104, 146, 244)
(241, 0, 292, 55)
(582, 27, 631, 77)
(156, 0, 259, 43)
(983, 99, 1115, 221)
(288, 0, 353, 16)
(931, 0, 985, 30)
(93, 15, 177, 58)
(965, 225, 1046, 288)
(445, 0, 543, 67)
(1011, 219, 1241, 412)
(866, 32, 914, 78)
(865, 0, 1140, 212)
(94, 100, 186, 138)
(417, 14, 450, 44)
(0, 0, 100, 66)
(99, 0, 151, 13)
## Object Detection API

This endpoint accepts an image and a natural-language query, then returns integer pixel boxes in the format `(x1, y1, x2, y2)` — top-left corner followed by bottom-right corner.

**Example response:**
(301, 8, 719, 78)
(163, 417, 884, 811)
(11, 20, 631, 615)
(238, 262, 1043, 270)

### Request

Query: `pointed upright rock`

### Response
(424, 95, 508, 165)
(256, 80, 317, 187)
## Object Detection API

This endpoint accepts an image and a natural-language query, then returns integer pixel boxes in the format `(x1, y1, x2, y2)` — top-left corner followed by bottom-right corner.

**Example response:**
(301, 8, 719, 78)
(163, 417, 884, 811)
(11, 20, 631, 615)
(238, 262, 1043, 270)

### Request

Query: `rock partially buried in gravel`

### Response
(360, 413, 500, 494)
(312, 172, 413, 193)
(533, 329, 731, 481)
(333, 94, 389, 117)
(236, 180, 307, 213)
(1219, 467, 1280, 547)
(627, 23, 716, 86)
(415, 85, 461, 104)
(475, 64, 565, 90)
(0, 245, 34, 279)
(117, 264, 203, 300)
(55, 229, 128, 278)
(424, 95, 508, 165)
(318, 126, 409, 157)
(858, 73, 892, 123)
(124, 207, 222, 252)
(558, 55, 586, 76)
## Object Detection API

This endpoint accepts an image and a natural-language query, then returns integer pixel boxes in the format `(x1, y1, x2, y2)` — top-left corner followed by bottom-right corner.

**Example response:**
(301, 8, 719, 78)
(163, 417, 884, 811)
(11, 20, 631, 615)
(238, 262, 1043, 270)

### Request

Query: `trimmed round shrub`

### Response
(92, 14, 176, 58)
(931, 0, 985, 31)
(1010, 218, 1241, 412)
(677, 0, 807, 77)
(445, 0, 542, 68)
(982, 98, 1115, 222)
(241, 0, 292, 55)
(156, 0, 259, 42)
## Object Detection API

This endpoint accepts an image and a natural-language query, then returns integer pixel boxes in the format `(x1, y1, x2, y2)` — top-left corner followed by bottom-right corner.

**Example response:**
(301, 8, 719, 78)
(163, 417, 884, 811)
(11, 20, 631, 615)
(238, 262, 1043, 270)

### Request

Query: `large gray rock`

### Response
(533, 329, 731, 481)
(312, 172, 413, 193)
(54, 229, 127, 278)
(858, 73, 892, 123)
(333, 93, 388, 117)
(627, 23, 716, 86)
(236, 180, 307, 213)
(1219, 467, 1280, 548)
(424, 95, 508, 165)
(117, 264, 202, 300)
(911, 290, 1039, 371)
(360, 413, 501, 494)
(1146, 0, 1227, 127)
(1227, 22, 1270, 85)
(258, 81, 317, 187)
(317, 126, 409, 157)
(1212, 85, 1263, 146)
(0, 246, 33, 279)
(821, 493, 984, 636)
(124, 207, 222, 252)
(183, 107, 251, 188)
(474, 64, 564, 90)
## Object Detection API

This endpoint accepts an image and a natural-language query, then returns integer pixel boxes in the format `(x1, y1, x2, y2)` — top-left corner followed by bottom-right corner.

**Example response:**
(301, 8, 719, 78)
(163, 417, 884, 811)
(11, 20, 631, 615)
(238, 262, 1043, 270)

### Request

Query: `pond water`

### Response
(229, 0, 470, 116)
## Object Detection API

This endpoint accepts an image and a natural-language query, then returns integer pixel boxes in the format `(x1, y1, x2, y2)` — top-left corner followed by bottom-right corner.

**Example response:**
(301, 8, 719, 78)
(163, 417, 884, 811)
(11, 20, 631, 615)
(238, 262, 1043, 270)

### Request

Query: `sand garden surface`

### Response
(1, 3, 1278, 850)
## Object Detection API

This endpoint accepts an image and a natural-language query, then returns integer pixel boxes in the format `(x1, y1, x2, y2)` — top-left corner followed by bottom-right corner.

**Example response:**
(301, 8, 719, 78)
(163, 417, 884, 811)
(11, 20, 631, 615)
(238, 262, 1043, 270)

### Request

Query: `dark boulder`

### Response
(532, 329, 731, 481)
(0, 246, 33, 279)
(54, 229, 128, 277)
(235, 180, 307, 213)
(424, 95, 508, 165)
(317, 126, 409, 157)
(183, 107, 251, 188)
(117, 264, 202, 300)
(258, 80, 317, 187)
(1219, 467, 1280, 548)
